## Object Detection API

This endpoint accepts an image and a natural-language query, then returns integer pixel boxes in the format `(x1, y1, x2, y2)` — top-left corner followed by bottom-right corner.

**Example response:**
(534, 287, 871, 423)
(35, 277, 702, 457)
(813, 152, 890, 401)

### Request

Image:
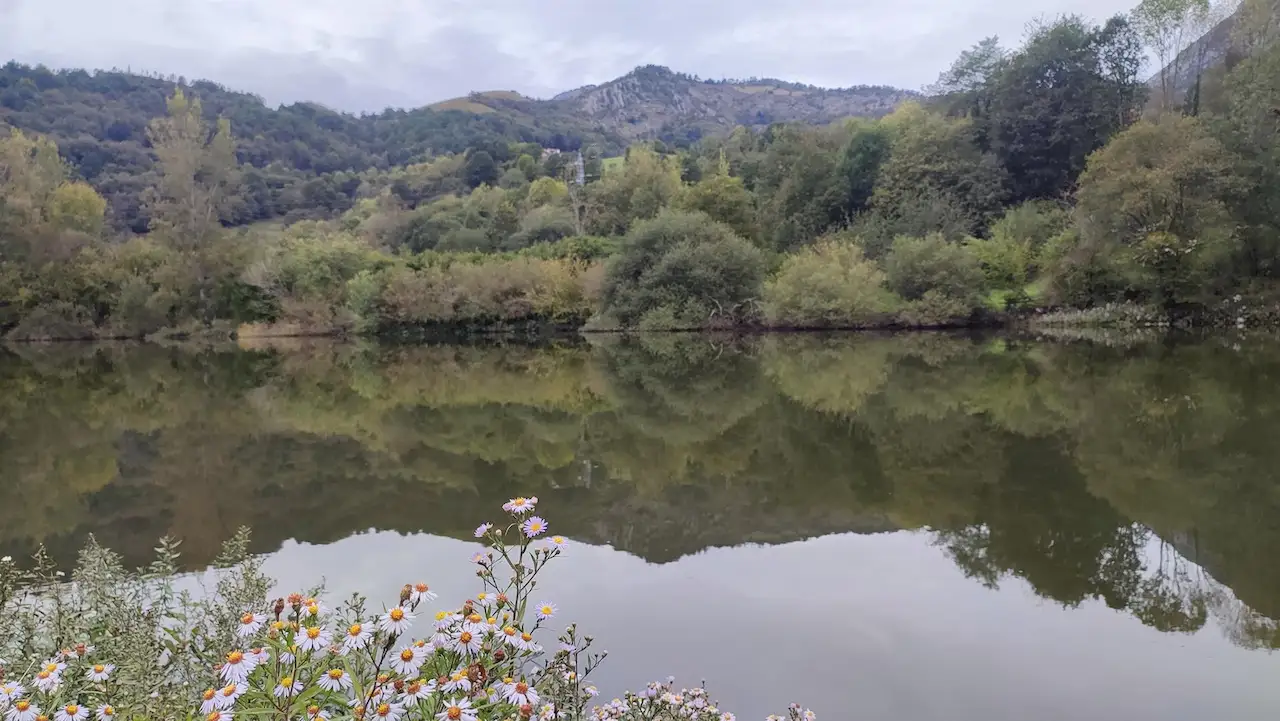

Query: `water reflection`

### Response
(2, 333, 1280, 714)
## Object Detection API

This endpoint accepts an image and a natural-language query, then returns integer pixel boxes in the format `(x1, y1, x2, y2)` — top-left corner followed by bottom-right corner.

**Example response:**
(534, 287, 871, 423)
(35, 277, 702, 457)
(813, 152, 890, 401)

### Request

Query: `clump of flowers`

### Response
(0, 498, 813, 721)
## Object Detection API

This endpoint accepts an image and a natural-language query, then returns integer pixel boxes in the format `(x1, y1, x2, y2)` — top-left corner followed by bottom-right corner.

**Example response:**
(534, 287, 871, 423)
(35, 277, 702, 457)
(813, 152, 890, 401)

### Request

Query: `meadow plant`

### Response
(0, 500, 812, 721)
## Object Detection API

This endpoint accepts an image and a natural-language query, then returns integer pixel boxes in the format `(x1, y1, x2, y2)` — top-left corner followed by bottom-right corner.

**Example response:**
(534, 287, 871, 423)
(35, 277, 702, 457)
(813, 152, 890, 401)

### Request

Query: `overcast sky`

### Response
(0, 0, 1143, 112)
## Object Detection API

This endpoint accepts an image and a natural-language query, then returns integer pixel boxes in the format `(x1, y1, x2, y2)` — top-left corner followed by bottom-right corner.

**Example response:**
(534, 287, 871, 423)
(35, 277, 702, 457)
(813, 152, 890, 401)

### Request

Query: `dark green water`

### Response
(2, 333, 1279, 718)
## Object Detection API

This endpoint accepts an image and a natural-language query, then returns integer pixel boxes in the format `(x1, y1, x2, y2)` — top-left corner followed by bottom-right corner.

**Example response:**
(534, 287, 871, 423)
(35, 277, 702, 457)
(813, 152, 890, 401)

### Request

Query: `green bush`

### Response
(884, 233, 985, 305)
(601, 211, 766, 328)
(505, 205, 578, 250)
(764, 238, 899, 327)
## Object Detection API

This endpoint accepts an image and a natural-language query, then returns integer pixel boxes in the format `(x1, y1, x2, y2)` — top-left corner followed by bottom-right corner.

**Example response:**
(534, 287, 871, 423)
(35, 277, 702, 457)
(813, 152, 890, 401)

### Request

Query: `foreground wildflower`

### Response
(93, 706, 114, 721)
(54, 704, 87, 721)
(535, 601, 558, 620)
(503, 496, 537, 515)
(390, 648, 424, 676)
(235, 613, 266, 638)
(435, 699, 477, 721)
(342, 623, 372, 654)
(0, 685, 24, 703)
(32, 672, 59, 694)
(317, 669, 352, 693)
(474, 523, 492, 538)
(410, 583, 437, 604)
(84, 664, 114, 683)
(220, 651, 257, 684)
(8, 700, 38, 721)
(297, 626, 332, 653)
(379, 607, 413, 636)
(521, 516, 548, 538)
(273, 677, 303, 698)
(502, 679, 540, 707)
(370, 703, 403, 721)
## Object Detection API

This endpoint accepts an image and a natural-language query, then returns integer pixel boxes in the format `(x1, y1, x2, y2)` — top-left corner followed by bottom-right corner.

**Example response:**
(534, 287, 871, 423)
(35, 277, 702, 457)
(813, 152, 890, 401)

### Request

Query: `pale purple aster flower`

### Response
(474, 523, 492, 538)
(521, 516, 548, 538)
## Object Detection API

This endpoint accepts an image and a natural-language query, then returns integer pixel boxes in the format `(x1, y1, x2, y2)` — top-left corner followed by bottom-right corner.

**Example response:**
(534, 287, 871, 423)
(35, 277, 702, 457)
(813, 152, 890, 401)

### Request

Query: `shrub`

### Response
(764, 238, 899, 327)
(884, 233, 984, 305)
(505, 206, 578, 250)
(0, 501, 815, 721)
(601, 211, 765, 328)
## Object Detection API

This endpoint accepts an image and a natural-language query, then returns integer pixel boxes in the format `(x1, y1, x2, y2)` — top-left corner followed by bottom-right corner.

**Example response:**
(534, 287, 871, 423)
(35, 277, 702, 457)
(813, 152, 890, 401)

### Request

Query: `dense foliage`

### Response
(2, 0, 1279, 338)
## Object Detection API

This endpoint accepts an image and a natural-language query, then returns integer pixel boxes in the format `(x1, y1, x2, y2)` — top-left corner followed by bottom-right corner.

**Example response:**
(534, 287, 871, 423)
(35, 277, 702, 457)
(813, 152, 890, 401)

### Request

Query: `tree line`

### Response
(1, 0, 1278, 339)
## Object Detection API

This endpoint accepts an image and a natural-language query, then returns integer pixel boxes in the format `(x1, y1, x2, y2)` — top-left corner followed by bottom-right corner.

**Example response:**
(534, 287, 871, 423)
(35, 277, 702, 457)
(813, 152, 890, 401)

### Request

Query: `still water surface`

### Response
(2, 333, 1280, 718)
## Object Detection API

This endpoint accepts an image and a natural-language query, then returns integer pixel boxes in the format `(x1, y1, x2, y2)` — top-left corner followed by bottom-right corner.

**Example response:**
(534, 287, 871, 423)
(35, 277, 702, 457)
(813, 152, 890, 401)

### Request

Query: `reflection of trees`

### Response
(2, 334, 1280, 648)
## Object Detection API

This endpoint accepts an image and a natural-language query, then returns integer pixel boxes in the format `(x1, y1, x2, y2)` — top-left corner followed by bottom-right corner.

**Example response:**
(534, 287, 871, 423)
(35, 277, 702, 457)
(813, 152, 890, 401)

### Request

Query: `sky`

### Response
(0, 0, 1144, 112)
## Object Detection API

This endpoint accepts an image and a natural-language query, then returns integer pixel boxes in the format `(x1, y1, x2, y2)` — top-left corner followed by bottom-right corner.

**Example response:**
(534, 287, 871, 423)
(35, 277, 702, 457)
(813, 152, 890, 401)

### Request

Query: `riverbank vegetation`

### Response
(2, 0, 1278, 339)
(0, 499, 811, 721)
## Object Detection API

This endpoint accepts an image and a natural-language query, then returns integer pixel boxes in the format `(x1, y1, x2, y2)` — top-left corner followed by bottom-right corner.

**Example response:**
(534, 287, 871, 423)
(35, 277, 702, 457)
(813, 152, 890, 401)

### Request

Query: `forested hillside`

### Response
(1, 0, 1277, 341)
(0, 63, 908, 232)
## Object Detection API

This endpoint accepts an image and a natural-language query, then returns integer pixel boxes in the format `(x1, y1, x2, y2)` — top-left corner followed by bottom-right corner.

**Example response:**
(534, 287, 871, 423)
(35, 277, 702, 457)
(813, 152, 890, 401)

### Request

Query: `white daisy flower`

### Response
(442, 672, 471, 695)
(470, 552, 489, 566)
(204, 712, 233, 721)
(199, 689, 220, 716)
(435, 699, 477, 721)
(451, 630, 483, 656)
(403, 678, 436, 701)
(303, 599, 326, 618)
(279, 645, 299, 665)
(247, 647, 270, 665)
(236, 613, 266, 639)
(473, 523, 492, 538)
(215, 683, 247, 709)
(94, 705, 115, 721)
(274, 677, 303, 698)
(341, 623, 372, 654)
(430, 631, 451, 650)
(305, 707, 330, 721)
(537, 703, 562, 721)
(70, 644, 94, 658)
(220, 651, 257, 684)
(317, 669, 352, 693)
(84, 664, 114, 683)
(433, 611, 460, 631)
(513, 631, 541, 653)
(379, 607, 413, 636)
(547, 536, 568, 550)
(297, 626, 332, 653)
(32, 671, 60, 694)
(520, 516, 548, 538)
(410, 583, 437, 604)
(40, 660, 66, 675)
(0, 685, 24, 703)
(390, 647, 424, 676)
(369, 703, 403, 721)
(502, 680, 539, 707)
(534, 601, 558, 621)
(719, 713, 736, 721)
(54, 704, 88, 721)
(586, 687, 599, 698)
(499, 625, 521, 646)
(462, 614, 492, 635)
(7, 700, 38, 721)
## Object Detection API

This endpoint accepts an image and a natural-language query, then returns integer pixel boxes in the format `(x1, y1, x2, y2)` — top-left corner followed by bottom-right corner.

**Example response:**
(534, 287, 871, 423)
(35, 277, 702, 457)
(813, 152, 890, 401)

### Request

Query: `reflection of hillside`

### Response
(2, 334, 1280, 648)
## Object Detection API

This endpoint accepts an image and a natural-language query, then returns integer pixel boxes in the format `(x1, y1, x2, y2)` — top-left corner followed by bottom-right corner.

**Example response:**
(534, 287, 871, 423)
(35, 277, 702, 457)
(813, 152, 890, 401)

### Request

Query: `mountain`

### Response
(0, 60, 914, 231)
(435, 65, 917, 143)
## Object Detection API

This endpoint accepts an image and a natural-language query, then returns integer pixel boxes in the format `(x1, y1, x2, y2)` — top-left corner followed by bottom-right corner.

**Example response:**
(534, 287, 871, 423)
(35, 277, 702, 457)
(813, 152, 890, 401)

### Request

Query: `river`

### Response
(1, 332, 1278, 718)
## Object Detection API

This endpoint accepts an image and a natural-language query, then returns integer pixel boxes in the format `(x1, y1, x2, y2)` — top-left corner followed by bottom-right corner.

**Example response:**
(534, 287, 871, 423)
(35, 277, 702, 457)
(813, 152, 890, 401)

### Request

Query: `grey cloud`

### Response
(3, 0, 1144, 112)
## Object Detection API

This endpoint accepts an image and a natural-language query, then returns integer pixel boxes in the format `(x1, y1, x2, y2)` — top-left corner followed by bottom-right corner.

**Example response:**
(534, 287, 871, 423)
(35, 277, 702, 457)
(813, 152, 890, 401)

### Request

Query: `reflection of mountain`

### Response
(2, 333, 1280, 649)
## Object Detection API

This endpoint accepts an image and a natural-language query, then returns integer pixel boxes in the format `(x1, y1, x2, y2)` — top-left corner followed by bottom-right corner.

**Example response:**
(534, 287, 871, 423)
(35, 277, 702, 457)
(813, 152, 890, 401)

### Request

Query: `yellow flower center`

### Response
(281, 677, 293, 687)
(459, 631, 473, 644)
(376, 704, 391, 717)
(15, 702, 30, 713)
(521, 633, 533, 642)
(328, 669, 344, 679)
(467, 614, 482, 624)
(552, 536, 566, 544)
(207, 713, 223, 721)
(487, 617, 497, 625)
(37, 671, 51, 680)
(389, 609, 405, 621)
(540, 606, 553, 615)
(226, 651, 244, 664)
(307, 707, 320, 716)
(415, 583, 429, 593)
(44, 663, 58, 673)
(503, 626, 516, 636)
(435, 611, 449, 621)
(100, 708, 113, 717)
(221, 684, 237, 697)
(515, 682, 529, 694)
(447, 707, 462, 721)
(307, 627, 321, 639)
(241, 613, 255, 624)
(202, 689, 216, 701)
(400, 649, 415, 662)
(65, 706, 79, 715)
(93, 665, 105, 673)
(407, 681, 422, 694)
(348, 623, 363, 636)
